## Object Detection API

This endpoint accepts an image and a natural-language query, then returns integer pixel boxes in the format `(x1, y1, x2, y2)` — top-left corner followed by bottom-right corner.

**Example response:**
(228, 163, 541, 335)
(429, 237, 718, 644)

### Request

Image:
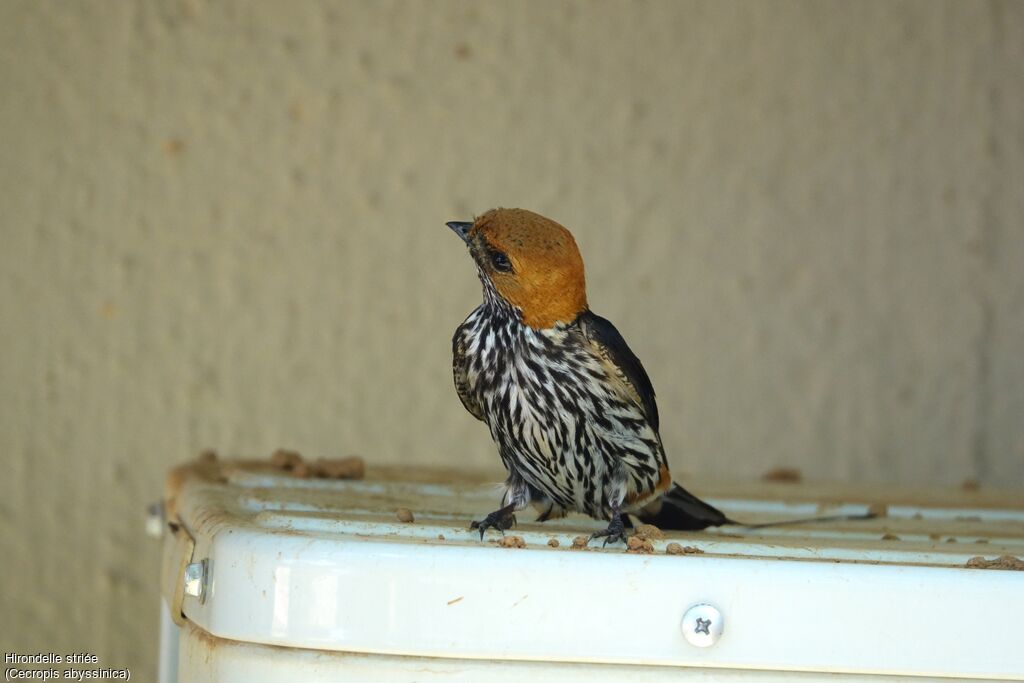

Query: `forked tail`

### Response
(636, 483, 737, 530)
(637, 482, 875, 531)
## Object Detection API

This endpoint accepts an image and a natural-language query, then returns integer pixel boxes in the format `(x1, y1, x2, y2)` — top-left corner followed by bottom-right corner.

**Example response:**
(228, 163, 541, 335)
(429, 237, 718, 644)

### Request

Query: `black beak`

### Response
(447, 221, 473, 244)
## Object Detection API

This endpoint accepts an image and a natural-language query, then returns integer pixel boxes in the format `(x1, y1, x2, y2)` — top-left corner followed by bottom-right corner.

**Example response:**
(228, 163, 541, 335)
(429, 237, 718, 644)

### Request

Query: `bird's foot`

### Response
(470, 504, 517, 540)
(590, 513, 628, 547)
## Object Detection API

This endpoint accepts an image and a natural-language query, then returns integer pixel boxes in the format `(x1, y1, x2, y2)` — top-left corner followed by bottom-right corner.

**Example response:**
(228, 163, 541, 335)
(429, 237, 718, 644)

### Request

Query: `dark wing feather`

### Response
(579, 310, 659, 432)
(452, 326, 485, 422)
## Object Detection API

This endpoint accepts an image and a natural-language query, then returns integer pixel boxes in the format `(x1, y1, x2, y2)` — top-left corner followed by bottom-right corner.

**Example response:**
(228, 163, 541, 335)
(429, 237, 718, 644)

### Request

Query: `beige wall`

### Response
(1, 0, 1022, 674)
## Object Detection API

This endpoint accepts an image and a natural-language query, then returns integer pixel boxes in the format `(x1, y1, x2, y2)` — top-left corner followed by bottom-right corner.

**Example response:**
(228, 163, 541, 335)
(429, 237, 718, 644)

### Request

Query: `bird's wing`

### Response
(452, 327, 486, 422)
(579, 310, 660, 432)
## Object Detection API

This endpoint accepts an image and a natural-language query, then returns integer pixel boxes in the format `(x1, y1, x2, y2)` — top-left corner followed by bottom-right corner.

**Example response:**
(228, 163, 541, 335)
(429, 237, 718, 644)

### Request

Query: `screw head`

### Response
(183, 559, 208, 603)
(681, 603, 723, 647)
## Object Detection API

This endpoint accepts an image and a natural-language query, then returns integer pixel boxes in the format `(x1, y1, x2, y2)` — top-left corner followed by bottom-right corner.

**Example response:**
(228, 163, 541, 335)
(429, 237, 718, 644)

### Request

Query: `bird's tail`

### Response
(636, 482, 876, 531)
(635, 483, 737, 531)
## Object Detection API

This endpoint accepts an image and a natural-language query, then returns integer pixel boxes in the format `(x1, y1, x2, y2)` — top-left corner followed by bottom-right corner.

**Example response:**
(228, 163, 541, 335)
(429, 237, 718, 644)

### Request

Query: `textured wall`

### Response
(1, 0, 1022, 674)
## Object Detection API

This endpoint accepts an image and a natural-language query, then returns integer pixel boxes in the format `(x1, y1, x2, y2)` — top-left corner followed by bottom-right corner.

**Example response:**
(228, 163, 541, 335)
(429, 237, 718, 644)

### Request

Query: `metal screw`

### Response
(183, 559, 208, 604)
(681, 603, 723, 647)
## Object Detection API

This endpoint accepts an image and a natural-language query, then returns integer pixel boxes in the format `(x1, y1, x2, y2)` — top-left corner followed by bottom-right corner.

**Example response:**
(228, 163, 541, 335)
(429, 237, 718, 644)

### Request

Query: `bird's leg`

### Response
(534, 494, 565, 523)
(470, 474, 529, 540)
(470, 503, 518, 539)
(535, 505, 553, 523)
(590, 466, 631, 546)
(590, 503, 630, 546)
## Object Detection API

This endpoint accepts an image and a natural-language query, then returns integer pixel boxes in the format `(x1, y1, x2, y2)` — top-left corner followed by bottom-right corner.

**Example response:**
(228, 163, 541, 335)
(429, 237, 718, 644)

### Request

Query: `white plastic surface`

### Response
(158, 600, 179, 683)
(165, 464, 1024, 680)
(176, 620, 1004, 683)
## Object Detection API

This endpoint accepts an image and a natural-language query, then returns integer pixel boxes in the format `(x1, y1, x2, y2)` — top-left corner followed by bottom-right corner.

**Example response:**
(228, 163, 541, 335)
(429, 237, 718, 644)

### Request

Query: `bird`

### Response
(447, 207, 736, 544)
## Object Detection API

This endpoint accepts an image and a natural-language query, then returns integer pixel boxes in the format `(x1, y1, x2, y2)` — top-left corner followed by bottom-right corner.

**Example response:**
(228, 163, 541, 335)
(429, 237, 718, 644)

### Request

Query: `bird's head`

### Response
(448, 208, 587, 329)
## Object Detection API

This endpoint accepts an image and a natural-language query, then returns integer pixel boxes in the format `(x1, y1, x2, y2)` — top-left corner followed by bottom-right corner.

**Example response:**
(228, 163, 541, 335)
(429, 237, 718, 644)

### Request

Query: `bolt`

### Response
(183, 559, 208, 604)
(681, 603, 723, 647)
(145, 501, 165, 538)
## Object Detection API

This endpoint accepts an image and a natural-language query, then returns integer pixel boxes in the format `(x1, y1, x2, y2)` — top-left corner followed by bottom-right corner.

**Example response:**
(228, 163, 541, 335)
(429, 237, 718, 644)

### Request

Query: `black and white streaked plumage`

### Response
(448, 208, 733, 544)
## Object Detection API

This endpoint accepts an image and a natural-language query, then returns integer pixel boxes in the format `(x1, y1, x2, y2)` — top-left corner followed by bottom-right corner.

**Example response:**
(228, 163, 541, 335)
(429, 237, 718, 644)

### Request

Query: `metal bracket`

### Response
(160, 517, 196, 627)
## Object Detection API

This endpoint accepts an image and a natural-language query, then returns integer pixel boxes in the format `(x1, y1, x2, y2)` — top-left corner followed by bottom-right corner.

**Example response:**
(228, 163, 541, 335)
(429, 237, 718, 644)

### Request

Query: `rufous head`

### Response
(448, 208, 588, 329)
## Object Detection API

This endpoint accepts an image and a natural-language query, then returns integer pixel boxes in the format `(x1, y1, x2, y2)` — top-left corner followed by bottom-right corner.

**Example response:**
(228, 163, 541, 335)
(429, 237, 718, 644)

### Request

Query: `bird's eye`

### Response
(490, 250, 513, 273)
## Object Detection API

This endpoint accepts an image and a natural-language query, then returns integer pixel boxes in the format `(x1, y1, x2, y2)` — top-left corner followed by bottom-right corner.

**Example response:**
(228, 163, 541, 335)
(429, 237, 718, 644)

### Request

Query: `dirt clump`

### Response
(498, 535, 526, 549)
(626, 536, 654, 554)
(666, 542, 704, 555)
(633, 524, 664, 540)
(965, 555, 1024, 570)
(762, 467, 802, 483)
(269, 449, 365, 480)
(312, 456, 365, 479)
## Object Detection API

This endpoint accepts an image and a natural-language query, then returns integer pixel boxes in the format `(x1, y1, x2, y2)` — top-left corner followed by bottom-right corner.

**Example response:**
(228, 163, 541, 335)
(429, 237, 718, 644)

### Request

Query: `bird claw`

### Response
(470, 506, 517, 540)
(590, 515, 628, 546)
